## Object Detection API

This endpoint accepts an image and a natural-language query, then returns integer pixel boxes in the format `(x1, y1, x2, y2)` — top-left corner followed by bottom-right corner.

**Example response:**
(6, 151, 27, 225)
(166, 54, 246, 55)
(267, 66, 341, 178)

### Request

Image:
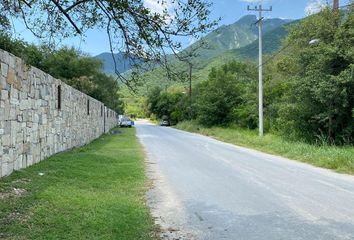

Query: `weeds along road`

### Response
(136, 120, 354, 240)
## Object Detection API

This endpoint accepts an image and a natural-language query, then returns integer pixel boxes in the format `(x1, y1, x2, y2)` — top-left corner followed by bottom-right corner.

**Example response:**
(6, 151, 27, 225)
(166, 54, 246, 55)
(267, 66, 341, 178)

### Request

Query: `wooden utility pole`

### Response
(178, 40, 208, 118)
(247, 4, 272, 137)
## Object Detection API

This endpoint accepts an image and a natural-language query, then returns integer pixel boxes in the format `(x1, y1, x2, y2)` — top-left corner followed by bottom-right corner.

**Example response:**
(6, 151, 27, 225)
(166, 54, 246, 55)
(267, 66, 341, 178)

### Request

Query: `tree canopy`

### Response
(275, 8, 354, 144)
(1, 0, 217, 88)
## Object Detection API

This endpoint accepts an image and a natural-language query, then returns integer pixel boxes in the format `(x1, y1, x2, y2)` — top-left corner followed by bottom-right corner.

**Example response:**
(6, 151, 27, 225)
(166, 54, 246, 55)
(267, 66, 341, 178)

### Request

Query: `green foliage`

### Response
(136, 16, 292, 92)
(123, 96, 148, 118)
(0, 33, 123, 113)
(144, 8, 354, 146)
(42, 47, 102, 80)
(0, 33, 46, 67)
(194, 61, 258, 127)
(146, 87, 189, 123)
(275, 8, 354, 144)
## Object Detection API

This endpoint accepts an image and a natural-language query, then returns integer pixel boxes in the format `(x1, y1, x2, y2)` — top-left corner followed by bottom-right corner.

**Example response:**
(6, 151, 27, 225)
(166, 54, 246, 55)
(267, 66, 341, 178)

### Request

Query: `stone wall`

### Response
(0, 49, 118, 178)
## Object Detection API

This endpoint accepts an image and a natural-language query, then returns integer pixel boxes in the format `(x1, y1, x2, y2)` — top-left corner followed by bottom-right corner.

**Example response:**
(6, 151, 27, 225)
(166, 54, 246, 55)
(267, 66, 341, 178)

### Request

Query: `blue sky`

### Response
(11, 0, 345, 56)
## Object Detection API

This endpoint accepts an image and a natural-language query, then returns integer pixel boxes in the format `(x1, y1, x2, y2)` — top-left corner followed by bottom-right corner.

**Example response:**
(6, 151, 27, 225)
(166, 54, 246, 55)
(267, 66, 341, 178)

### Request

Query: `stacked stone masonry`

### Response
(0, 49, 118, 178)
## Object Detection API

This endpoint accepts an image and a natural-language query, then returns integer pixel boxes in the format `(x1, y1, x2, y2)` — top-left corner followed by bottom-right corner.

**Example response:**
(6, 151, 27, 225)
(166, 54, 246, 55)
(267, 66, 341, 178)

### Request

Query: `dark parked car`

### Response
(160, 120, 170, 126)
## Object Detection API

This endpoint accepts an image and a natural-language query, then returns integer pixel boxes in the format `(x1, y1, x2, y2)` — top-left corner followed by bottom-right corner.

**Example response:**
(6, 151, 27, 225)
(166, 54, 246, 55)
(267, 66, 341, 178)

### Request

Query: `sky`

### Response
(10, 0, 347, 56)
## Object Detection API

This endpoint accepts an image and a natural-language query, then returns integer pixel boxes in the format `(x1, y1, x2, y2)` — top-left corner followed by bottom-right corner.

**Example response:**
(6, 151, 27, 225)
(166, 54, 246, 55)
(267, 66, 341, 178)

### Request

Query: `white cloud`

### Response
(144, 0, 174, 14)
(305, 0, 326, 15)
(144, 0, 176, 24)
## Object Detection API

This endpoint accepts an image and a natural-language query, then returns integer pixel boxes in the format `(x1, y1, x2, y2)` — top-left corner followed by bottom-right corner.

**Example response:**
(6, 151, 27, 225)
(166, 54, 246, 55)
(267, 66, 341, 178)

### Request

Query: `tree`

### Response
(146, 87, 188, 123)
(276, 7, 354, 144)
(0, 33, 46, 67)
(1, 0, 217, 89)
(194, 61, 257, 127)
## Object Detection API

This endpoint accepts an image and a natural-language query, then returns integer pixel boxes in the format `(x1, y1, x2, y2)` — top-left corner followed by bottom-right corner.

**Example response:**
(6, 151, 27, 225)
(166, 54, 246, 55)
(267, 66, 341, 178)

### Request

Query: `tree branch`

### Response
(50, 0, 82, 34)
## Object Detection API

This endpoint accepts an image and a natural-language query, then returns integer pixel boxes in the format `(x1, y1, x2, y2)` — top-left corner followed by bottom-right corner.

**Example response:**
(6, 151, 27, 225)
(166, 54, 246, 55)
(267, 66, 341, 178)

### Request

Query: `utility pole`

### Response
(333, 0, 339, 13)
(247, 4, 272, 136)
(188, 62, 193, 118)
(178, 40, 208, 119)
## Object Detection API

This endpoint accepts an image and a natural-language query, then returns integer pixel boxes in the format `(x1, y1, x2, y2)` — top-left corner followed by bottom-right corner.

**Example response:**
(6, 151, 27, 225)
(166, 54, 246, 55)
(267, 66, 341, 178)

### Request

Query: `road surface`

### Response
(136, 120, 354, 240)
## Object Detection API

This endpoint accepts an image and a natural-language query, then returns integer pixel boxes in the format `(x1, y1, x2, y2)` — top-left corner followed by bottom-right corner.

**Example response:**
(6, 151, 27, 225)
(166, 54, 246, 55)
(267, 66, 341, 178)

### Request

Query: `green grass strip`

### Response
(175, 120, 354, 175)
(0, 128, 157, 240)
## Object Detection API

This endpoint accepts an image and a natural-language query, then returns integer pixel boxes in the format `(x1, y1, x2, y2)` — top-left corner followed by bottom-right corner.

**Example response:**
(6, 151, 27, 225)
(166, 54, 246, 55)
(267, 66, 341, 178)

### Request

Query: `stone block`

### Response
(7, 69, 15, 85)
(14, 155, 23, 170)
(1, 161, 9, 177)
(1, 90, 8, 100)
(0, 75, 7, 90)
(26, 154, 33, 167)
(1, 62, 8, 77)
(9, 106, 16, 120)
(2, 134, 10, 146)
(23, 142, 30, 153)
(19, 99, 29, 110)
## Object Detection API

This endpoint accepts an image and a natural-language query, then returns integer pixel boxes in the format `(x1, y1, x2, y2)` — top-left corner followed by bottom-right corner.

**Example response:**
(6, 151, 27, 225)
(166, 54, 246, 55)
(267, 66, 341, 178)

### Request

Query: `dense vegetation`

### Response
(146, 8, 354, 145)
(0, 33, 123, 112)
(146, 87, 189, 123)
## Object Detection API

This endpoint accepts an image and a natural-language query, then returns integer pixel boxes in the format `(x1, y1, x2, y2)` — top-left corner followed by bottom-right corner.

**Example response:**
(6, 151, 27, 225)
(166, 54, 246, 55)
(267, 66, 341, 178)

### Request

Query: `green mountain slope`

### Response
(185, 15, 291, 60)
(132, 16, 293, 95)
(97, 15, 291, 75)
(231, 20, 298, 59)
(191, 21, 296, 84)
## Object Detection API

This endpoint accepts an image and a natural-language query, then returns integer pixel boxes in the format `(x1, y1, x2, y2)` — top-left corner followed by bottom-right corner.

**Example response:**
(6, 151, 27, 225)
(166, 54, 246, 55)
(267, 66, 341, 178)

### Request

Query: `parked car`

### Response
(118, 115, 124, 125)
(119, 117, 134, 127)
(160, 120, 171, 126)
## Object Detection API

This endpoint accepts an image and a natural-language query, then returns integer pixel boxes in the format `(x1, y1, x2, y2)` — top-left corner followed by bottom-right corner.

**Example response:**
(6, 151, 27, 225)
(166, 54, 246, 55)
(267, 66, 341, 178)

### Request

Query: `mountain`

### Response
(184, 15, 292, 60)
(230, 19, 298, 59)
(145, 16, 293, 83)
(96, 15, 291, 75)
(94, 52, 142, 75)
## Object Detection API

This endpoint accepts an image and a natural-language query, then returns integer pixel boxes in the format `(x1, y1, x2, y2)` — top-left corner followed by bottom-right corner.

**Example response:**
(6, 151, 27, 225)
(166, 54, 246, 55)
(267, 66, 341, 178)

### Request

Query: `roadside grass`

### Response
(0, 128, 158, 240)
(175, 120, 354, 174)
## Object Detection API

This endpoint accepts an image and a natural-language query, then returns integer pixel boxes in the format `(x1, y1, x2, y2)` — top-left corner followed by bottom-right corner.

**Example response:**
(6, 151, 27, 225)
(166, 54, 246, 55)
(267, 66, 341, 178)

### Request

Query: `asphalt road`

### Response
(136, 120, 354, 240)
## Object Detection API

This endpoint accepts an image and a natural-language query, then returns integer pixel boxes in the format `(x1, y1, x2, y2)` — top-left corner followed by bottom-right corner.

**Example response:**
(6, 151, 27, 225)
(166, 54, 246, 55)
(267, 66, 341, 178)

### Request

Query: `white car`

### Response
(119, 118, 134, 128)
